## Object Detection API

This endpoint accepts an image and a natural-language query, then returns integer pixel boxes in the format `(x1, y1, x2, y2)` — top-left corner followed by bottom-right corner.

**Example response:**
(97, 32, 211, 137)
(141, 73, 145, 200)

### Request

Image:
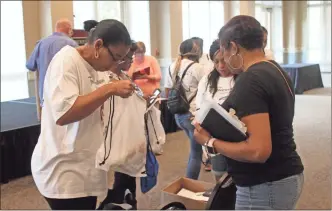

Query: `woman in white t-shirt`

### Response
(164, 39, 205, 180)
(196, 39, 235, 182)
(30, 19, 135, 210)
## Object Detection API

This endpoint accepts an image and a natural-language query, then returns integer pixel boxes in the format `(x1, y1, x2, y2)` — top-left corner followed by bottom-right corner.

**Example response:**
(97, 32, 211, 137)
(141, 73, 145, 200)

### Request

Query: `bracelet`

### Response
(204, 136, 212, 147)
(204, 137, 219, 156)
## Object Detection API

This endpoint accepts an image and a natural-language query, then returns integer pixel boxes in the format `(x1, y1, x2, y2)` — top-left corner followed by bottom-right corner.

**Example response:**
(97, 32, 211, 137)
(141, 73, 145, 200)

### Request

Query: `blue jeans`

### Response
(235, 173, 304, 210)
(211, 154, 227, 180)
(175, 112, 202, 180)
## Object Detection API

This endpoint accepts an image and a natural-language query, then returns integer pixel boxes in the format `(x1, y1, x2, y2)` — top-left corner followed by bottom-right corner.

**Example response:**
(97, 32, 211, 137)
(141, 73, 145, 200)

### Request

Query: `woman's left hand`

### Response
(193, 123, 211, 145)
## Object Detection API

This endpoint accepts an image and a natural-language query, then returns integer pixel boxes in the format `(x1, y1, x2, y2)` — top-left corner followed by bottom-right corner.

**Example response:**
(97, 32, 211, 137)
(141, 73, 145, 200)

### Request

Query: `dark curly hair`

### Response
(87, 19, 131, 47)
(83, 20, 99, 32)
(205, 40, 221, 97)
(218, 15, 263, 51)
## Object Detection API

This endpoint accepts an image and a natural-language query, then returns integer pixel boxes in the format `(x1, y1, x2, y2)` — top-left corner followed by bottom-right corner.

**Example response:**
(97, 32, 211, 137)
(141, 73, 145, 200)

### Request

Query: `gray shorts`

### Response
(211, 154, 227, 174)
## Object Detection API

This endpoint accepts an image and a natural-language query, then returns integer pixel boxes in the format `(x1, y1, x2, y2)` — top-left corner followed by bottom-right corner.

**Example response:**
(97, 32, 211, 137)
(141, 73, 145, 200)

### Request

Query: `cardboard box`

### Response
(161, 177, 215, 210)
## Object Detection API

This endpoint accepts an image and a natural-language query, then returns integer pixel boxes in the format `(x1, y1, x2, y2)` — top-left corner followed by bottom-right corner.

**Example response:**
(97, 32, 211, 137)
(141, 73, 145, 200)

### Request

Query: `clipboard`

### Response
(195, 96, 248, 142)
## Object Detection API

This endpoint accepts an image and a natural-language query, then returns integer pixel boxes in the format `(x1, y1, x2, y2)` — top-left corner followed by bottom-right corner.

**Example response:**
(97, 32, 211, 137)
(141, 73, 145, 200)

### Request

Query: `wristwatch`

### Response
(204, 137, 219, 156)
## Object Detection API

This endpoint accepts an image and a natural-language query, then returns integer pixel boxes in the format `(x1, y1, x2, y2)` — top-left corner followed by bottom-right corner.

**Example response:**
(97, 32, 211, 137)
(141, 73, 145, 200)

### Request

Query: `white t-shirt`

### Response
(164, 58, 205, 114)
(199, 53, 214, 75)
(31, 46, 109, 199)
(196, 73, 235, 110)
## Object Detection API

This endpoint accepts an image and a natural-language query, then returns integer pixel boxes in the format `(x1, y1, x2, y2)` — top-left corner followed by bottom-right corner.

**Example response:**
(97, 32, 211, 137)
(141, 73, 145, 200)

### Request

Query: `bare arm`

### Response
(147, 57, 161, 82)
(214, 113, 272, 163)
(194, 113, 272, 163)
(164, 88, 170, 98)
(56, 81, 133, 126)
(34, 71, 42, 121)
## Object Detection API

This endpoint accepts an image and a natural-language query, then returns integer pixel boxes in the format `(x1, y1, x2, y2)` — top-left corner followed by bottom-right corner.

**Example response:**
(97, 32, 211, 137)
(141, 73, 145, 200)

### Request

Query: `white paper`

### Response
(177, 188, 209, 202)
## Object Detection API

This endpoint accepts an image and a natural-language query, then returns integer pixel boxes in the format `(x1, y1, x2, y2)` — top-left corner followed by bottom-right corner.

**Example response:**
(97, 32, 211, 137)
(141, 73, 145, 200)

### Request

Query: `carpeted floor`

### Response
(1, 88, 331, 210)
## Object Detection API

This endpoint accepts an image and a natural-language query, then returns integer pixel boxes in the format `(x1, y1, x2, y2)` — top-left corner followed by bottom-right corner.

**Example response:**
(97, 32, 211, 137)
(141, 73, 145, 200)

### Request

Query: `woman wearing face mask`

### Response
(128, 41, 161, 99)
(194, 15, 304, 209)
(196, 39, 235, 182)
(30, 19, 135, 210)
(164, 39, 205, 180)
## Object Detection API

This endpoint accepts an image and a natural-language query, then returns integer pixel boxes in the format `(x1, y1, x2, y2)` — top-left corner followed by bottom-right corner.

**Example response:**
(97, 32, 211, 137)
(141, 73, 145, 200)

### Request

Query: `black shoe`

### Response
(124, 190, 137, 210)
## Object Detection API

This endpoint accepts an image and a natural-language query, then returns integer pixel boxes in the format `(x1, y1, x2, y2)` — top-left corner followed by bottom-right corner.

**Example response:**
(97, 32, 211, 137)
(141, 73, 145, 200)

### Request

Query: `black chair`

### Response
(159, 202, 187, 210)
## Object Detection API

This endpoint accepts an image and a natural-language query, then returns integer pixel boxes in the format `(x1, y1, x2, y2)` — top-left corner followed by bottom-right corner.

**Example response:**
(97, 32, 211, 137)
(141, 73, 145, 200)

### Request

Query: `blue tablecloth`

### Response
(280, 63, 324, 94)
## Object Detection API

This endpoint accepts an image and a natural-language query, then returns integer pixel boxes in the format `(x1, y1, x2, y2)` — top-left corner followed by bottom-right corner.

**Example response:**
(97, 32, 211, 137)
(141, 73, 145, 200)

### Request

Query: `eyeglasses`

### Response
(107, 47, 120, 63)
(107, 47, 131, 65)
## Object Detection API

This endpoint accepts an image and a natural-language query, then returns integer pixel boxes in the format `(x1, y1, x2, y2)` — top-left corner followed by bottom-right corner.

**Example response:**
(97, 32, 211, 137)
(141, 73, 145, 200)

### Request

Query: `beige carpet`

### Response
(1, 88, 331, 210)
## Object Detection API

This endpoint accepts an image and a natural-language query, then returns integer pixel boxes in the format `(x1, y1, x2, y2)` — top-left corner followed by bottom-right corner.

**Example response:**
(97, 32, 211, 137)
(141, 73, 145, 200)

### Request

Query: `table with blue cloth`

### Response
(1, 97, 40, 183)
(280, 63, 324, 94)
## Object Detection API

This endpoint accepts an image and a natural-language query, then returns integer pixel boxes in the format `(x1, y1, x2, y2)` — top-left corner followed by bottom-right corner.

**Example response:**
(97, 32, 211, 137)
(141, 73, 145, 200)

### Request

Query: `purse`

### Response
(205, 173, 237, 210)
(140, 113, 159, 193)
(264, 60, 294, 98)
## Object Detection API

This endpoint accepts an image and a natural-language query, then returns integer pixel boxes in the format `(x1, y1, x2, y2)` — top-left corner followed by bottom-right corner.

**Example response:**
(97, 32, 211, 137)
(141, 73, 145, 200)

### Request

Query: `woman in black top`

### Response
(194, 15, 304, 209)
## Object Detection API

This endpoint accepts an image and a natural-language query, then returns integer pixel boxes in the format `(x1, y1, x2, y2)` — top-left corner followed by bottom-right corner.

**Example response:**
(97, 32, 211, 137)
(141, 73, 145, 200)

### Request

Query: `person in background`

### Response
(83, 20, 99, 32)
(31, 19, 134, 210)
(262, 26, 275, 60)
(194, 15, 304, 209)
(128, 41, 161, 99)
(192, 37, 214, 75)
(196, 39, 235, 182)
(26, 18, 78, 121)
(164, 39, 205, 180)
(191, 37, 214, 171)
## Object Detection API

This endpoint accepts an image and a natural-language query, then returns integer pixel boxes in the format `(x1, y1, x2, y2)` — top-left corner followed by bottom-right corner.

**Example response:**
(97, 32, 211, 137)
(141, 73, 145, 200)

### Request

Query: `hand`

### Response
(193, 123, 211, 145)
(110, 80, 134, 98)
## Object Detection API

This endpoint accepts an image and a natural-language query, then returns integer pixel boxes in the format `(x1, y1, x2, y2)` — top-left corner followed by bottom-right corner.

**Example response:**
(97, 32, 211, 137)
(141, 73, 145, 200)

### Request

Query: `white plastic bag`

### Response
(146, 107, 166, 154)
(95, 94, 147, 177)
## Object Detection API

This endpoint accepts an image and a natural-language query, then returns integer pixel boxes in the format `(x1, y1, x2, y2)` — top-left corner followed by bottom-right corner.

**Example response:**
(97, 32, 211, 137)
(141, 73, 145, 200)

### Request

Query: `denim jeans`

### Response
(175, 112, 202, 180)
(235, 173, 304, 210)
(211, 154, 227, 181)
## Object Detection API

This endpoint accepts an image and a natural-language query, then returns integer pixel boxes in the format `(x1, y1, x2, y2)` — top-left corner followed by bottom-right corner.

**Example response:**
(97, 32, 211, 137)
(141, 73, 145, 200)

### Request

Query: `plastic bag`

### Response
(146, 107, 166, 154)
(95, 94, 147, 177)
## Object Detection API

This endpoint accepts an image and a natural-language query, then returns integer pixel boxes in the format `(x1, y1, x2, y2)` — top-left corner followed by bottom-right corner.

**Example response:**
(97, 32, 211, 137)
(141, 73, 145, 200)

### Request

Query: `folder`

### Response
(132, 67, 150, 80)
(195, 97, 248, 142)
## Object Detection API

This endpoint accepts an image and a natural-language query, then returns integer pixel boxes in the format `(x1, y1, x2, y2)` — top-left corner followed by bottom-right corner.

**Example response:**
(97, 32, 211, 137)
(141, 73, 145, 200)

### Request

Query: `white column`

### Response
(240, 1, 255, 17)
(282, 1, 307, 63)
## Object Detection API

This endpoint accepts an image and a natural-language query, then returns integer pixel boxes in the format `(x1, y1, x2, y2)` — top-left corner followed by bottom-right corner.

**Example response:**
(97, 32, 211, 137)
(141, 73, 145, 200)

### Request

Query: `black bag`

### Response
(167, 62, 196, 114)
(205, 173, 236, 210)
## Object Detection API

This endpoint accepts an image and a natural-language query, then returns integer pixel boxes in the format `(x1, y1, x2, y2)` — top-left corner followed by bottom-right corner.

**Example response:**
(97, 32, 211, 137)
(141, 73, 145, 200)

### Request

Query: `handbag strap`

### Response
(148, 112, 159, 142)
(168, 62, 195, 83)
(179, 62, 195, 82)
(264, 61, 294, 98)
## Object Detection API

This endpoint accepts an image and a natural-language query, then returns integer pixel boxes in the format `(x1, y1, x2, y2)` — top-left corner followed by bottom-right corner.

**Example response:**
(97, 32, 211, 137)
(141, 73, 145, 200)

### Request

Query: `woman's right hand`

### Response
(110, 80, 134, 98)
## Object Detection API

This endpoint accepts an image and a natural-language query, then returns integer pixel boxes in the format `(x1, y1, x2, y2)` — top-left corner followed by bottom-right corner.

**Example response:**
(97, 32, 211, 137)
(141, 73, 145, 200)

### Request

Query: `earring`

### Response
(227, 53, 244, 70)
(95, 51, 99, 59)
